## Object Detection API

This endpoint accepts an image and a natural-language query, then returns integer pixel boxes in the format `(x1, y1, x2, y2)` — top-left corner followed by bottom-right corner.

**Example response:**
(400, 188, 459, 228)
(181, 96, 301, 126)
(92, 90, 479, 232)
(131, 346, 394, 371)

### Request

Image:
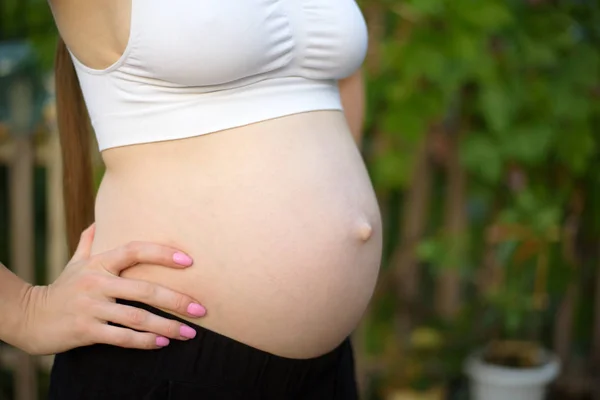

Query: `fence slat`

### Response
(10, 136, 38, 400)
(393, 138, 432, 305)
(553, 285, 575, 370)
(435, 132, 465, 319)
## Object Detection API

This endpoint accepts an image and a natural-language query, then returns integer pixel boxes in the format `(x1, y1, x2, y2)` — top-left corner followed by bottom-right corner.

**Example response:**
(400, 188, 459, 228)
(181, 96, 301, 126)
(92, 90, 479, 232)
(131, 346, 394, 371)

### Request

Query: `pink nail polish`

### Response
(173, 252, 193, 266)
(187, 303, 206, 317)
(180, 325, 197, 339)
(156, 336, 170, 347)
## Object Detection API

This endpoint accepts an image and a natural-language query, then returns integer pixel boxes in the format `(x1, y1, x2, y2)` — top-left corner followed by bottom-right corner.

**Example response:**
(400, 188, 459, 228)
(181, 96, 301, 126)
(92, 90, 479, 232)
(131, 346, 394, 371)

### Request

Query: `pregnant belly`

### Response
(92, 111, 382, 358)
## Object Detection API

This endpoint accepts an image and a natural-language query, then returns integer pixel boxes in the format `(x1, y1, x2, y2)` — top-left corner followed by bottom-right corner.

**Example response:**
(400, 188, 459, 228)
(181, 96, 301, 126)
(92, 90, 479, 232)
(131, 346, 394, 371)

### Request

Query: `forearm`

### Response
(339, 69, 366, 144)
(0, 263, 34, 350)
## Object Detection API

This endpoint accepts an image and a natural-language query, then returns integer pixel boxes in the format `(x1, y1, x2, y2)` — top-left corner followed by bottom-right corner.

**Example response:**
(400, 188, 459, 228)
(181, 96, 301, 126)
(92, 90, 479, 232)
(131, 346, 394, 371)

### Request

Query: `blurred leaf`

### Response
(518, 35, 559, 67)
(401, 42, 447, 83)
(382, 108, 426, 142)
(460, 134, 503, 184)
(449, 29, 482, 63)
(372, 148, 414, 189)
(500, 124, 555, 165)
(479, 84, 514, 134)
(453, 0, 513, 30)
(404, 0, 446, 17)
(555, 124, 596, 174)
(410, 327, 444, 350)
(416, 238, 441, 263)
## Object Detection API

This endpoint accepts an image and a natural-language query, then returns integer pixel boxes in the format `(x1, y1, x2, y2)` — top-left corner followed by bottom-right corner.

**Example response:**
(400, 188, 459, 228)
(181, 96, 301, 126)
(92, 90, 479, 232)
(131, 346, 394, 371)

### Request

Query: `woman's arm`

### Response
(0, 225, 207, 355)
(0, 265, 32, 349)
(339, 69, 366, 145)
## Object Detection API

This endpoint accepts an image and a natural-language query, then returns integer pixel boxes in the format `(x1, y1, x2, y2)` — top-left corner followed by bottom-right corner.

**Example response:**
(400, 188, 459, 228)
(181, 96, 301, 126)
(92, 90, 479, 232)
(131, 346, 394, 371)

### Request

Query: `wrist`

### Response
(8, 284, 39, 354)
(17, 285, 47, 354)
(0, 265, 45, 354)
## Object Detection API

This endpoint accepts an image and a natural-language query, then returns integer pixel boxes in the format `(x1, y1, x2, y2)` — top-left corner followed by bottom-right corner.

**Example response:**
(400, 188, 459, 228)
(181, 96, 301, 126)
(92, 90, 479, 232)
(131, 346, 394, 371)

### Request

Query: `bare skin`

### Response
(49, 0, 381, 358)
(0, 225, 208, 355)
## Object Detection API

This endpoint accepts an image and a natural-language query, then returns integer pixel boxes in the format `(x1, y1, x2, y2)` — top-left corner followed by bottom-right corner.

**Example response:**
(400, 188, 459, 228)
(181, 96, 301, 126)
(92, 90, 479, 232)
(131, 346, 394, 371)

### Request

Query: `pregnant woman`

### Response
(48, 0, 382, 398)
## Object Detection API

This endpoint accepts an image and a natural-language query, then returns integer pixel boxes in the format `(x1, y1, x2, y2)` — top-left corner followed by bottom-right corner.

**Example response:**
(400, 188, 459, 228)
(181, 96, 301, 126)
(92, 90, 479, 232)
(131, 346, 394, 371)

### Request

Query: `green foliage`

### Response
(364, 0, 599, 188)
(361, 0, 600, 393)
(1, 0, 57, 68)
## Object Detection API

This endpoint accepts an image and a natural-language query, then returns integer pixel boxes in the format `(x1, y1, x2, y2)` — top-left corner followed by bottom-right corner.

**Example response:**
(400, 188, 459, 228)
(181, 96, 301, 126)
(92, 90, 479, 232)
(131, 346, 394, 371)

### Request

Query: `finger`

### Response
(71, 223, 96, 262)
(105, 278, 206, 318)
(93, 325, 171, 350)
(96, 242, 194, 275)
(96, 303, 197, 341)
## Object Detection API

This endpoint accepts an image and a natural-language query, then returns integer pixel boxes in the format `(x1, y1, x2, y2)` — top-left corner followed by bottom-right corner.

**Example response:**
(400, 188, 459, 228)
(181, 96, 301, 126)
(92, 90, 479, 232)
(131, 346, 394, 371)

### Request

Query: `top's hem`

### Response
(94, 77, 343, 151)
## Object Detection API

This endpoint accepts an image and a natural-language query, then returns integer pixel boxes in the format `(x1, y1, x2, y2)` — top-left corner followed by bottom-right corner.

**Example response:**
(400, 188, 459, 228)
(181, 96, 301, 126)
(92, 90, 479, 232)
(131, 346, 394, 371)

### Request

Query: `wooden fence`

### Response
(0, 96, 68, 400)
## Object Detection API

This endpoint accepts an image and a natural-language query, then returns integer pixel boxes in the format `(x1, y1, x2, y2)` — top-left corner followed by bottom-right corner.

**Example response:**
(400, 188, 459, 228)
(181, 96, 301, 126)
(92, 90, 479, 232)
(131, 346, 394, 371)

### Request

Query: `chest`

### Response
(133, 0, 368, 86)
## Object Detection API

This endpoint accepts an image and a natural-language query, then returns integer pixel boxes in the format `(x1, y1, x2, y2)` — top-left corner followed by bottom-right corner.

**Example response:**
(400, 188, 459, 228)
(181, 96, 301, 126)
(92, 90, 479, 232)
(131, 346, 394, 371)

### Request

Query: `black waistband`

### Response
(51, 299, 351, 399)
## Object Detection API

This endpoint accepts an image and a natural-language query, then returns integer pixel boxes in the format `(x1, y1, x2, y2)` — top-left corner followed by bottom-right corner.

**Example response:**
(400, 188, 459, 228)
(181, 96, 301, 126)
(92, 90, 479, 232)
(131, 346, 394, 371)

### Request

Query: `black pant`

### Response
(49, 300, 359, 399)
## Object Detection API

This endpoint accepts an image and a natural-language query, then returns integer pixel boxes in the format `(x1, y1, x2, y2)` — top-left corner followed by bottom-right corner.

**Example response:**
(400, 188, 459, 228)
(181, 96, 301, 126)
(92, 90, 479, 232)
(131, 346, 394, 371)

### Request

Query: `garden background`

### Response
(0, 0, 599, 399)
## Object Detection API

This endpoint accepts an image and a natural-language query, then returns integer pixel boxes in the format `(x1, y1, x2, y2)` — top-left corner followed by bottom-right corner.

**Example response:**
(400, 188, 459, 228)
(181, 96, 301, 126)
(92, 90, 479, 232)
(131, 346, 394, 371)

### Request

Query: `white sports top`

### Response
(70, 0, 369, 151)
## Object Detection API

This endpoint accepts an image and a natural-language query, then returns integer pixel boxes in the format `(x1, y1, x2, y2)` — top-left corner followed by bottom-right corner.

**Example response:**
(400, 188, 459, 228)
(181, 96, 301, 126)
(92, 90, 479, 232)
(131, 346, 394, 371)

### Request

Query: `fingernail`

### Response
(156, 336, 170, 347)
(187, 303, 206, 317)
(180, 325, 197, 339)
(173, 252, 193, 266)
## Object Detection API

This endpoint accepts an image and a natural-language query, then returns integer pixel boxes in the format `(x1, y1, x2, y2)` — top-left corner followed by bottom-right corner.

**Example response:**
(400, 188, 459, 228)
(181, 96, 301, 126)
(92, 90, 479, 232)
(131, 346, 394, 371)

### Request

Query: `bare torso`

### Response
(51, 0, 381, 358)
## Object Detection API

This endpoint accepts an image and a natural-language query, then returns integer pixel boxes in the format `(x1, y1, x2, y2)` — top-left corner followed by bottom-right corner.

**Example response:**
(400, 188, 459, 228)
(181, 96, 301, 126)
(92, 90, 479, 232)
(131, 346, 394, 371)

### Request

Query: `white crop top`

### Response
(70, 0, 369, 151)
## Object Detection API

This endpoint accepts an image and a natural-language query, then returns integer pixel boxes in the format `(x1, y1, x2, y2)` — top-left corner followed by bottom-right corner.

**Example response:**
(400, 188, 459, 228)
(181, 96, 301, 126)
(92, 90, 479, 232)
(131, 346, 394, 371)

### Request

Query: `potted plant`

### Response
(465, 340, 559, 400)
(464, 200, 564, 400)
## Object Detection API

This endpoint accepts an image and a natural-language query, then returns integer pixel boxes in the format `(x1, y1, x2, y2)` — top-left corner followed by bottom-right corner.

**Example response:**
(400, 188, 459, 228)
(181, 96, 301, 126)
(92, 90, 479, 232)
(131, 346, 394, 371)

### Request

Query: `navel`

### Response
(356, 221, 373, 242)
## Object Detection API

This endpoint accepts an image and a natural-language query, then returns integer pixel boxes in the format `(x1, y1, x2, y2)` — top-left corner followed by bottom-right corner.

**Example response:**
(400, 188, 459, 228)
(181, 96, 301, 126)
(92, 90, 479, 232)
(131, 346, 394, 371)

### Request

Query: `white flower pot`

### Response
(465, 349, 560, 400)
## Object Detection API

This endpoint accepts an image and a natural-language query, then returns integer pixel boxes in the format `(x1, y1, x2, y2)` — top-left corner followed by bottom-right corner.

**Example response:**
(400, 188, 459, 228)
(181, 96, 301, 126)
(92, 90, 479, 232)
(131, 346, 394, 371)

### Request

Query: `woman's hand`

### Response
(18, 224, 206, 355)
